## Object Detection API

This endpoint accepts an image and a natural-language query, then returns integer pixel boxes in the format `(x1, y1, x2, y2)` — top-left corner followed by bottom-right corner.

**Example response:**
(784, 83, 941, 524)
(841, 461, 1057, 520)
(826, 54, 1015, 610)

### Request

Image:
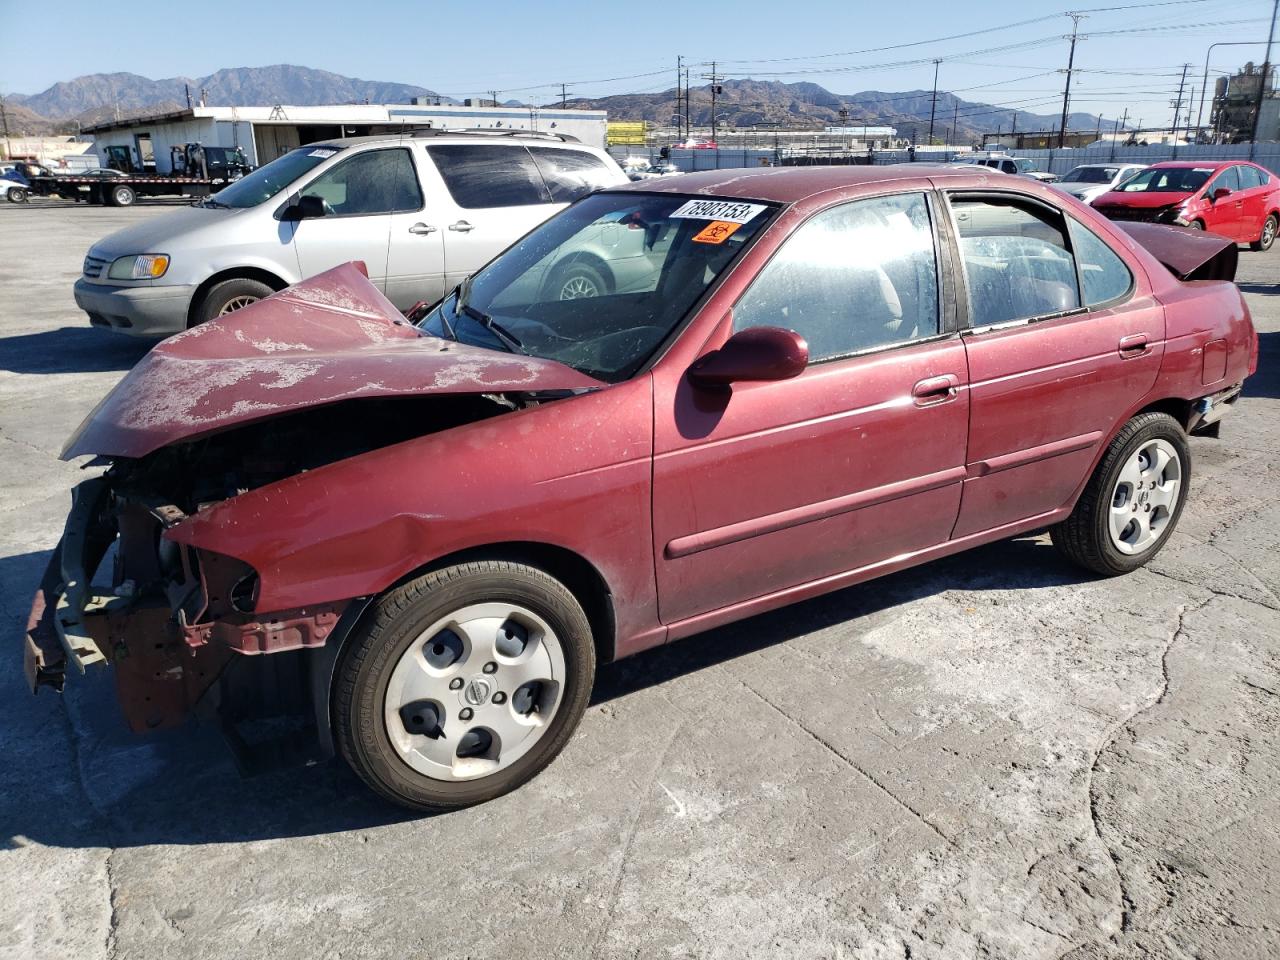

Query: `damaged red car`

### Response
(25, 167, 1257, 811)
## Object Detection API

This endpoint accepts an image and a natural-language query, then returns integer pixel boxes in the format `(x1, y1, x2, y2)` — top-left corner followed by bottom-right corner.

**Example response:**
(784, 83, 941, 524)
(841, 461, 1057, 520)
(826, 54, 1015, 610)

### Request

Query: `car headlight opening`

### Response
(108, 254, 170, 280)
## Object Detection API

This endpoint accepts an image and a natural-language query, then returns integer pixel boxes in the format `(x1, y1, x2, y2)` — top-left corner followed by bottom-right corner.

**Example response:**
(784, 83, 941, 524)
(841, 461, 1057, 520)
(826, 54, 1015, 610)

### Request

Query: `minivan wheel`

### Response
(548, 260, 610, 300)
(191, 278, 274, 326)
(334, 561, 596, 812)
(1251, 214, 1277, 252)
(1051, 412, 1190, 576)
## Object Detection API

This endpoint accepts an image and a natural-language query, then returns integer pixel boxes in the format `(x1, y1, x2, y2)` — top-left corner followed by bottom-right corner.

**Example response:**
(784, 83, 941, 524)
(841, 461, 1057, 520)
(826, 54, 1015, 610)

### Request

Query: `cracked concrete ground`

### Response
(1, 199, 1277, 960)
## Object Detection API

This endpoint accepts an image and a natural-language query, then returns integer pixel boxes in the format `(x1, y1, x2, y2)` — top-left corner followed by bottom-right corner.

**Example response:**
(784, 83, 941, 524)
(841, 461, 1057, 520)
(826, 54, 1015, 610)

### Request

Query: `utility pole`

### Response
(927, 59, 941, 145)
(558, 83, 572, 109)
(1110, 108, 1127, 161)
(702, 62, 724, 144)
(488, 90, 499, 108)
(675, 56, 683, 141)
(0, 94, 11, 161)
(1058, 12, 1086, 148)
(1249, 0, 1278, 145)
(1170, 63, 1191, 142)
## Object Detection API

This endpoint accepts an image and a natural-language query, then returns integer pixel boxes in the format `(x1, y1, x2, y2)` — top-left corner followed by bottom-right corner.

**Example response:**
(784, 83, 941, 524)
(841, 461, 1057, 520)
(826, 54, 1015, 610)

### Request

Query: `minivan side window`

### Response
(527, 147, 617, 202)
(734, 192, 940, 362)
(1067, 218, 1133, 307)
(428, 145, 548, 208)
(951, 197, 1081, 327)
(298, 148, 422, 216)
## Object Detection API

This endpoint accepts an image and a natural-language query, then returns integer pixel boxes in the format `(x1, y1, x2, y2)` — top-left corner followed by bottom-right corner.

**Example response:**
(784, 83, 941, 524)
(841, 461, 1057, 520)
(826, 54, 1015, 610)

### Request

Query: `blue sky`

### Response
(1, 0, 1275, 127)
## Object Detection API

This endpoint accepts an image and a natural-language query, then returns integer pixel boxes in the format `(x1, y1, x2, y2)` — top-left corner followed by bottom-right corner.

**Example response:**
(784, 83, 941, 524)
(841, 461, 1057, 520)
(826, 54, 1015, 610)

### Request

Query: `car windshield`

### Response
(1063, 166, 1118, 184)
(1116, 167, 1212, 193)
(207, 146, 338, 208)
(418, 192, 775, 382)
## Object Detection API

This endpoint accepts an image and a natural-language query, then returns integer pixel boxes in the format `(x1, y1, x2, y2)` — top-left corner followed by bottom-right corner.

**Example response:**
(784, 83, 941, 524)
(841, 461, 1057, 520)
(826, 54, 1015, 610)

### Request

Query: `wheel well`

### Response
(1133, 397, 1193, 431)
(401, 542, 617, 665)
(187, 267, 289, 327)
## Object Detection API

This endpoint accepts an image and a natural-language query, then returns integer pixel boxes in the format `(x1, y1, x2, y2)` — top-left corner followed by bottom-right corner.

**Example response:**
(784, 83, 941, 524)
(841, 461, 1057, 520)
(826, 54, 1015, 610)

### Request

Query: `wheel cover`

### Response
(559, 274, 600, 299)
(1109, 438, 1181, 555)
(383, 602, 566, 782)
(218, 295, 260, 315)
(1263, 217, 1277, 247)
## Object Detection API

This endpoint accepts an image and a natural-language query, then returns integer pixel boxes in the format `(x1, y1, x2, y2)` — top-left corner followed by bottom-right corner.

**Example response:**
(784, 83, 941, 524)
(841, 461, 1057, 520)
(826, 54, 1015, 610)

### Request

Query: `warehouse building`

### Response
(81, 102, 609, 173)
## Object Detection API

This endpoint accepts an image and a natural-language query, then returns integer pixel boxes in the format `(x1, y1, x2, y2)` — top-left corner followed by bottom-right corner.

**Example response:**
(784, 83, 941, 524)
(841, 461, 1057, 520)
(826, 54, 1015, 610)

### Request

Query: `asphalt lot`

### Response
(0, 196, 1277, 960)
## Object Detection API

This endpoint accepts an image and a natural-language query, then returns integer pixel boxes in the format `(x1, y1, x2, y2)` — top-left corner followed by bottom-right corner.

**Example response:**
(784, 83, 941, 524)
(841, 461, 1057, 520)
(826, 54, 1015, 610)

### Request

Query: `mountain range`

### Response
(4, 65, 1110, 141)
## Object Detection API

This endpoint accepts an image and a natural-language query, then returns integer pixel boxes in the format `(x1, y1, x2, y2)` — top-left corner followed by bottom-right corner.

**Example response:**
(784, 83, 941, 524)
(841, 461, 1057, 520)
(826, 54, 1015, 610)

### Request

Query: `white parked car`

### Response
(959, 155, 1059, 182)
(1, 178, 29, 203)
(74, 130, 628, 335)
(1052, 163, 1147, 204)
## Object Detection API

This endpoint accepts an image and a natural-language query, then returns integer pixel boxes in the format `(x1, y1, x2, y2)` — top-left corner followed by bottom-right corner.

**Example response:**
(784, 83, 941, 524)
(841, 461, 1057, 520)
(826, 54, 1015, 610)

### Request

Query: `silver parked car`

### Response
(1051, 163, 1147, 204)
(74, 130, 628, 335)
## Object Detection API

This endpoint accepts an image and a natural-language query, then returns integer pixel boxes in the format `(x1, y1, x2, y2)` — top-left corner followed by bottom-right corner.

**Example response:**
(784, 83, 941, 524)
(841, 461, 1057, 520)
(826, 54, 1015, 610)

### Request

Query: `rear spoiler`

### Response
(1115, 221, 1237, 282)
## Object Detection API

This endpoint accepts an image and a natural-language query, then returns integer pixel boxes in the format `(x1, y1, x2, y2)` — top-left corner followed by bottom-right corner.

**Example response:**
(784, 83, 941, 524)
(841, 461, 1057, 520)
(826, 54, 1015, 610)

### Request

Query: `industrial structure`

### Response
(1211, 63, 1279, 143)
(81, 102, 609, 173)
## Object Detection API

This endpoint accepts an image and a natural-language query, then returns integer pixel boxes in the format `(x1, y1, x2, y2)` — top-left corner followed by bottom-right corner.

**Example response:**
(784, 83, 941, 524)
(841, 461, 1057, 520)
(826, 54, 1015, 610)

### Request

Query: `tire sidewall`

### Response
(1261, 214, 1278, 252)
(1090, 417, 1191, 574)
(193, 278, 273, 326)
(339, 566, 595, 810)
(113, 185, 135, 207)
(547, 259, 609, 301)
(9, 187, 26, 203)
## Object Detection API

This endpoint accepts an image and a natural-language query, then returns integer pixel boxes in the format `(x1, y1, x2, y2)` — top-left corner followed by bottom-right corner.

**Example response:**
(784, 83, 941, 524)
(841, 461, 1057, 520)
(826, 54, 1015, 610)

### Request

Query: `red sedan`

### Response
(25, 166, 1257, 811)
(1091, 159, 1280, 250)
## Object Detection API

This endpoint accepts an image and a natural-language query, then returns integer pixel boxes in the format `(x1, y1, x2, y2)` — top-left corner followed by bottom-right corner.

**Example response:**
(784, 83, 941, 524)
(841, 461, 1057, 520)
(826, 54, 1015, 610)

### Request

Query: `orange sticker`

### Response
(692, 220, 742, 244)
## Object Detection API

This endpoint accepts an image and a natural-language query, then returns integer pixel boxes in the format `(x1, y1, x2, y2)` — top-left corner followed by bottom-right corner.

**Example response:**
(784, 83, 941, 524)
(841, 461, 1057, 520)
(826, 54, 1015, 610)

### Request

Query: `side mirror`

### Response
(1211, 187, 1231, 203)
(688, 326, 808, 388)
(284, 194, 328, 220)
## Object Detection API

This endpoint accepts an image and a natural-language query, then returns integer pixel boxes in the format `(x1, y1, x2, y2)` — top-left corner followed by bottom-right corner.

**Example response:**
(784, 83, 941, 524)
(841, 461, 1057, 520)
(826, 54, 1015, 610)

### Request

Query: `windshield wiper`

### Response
(456, 277, 524, 353)
(196, 197, 229, 208)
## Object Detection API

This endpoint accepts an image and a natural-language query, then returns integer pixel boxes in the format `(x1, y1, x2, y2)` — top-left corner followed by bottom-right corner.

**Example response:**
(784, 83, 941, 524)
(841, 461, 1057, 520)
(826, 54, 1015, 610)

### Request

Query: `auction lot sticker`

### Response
(692, 221, 743, 244)
(670, 200, 767, 223)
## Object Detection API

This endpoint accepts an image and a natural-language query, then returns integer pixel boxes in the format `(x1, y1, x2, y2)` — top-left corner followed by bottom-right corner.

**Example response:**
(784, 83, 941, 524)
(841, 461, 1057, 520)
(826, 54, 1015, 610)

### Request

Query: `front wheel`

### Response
(1250, 213, 1277, 252)
(190, 277, 274, 326)
(1051, 412, 1190, 576)
(547, 260, 610, 301)
(334, 561, 596, 811)
(7, 187, 27, 203)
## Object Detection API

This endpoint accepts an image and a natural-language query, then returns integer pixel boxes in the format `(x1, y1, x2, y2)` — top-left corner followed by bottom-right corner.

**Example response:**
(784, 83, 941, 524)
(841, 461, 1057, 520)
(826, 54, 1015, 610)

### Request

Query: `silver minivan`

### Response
(74, 130, 628, 335)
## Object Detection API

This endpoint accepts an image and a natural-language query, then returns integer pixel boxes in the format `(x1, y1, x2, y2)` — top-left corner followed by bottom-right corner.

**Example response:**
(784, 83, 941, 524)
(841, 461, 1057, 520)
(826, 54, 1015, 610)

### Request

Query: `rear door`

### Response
(1236, 164, 1269, 242)
(652, 191, 970, 624)
(946, 190, 1163, 537)
(423, 144, 561, 290)
(292, 147, 438, 293)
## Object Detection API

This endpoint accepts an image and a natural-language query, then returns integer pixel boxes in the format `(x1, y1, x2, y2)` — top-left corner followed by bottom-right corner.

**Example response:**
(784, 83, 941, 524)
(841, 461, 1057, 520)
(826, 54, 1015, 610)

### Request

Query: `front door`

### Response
(948, 192, 1164, 538)
(422, 144, 565, 291)
(292, 146, 426, 291)
(1202, 165, 1243, 239)
(652, 191, 970, 625)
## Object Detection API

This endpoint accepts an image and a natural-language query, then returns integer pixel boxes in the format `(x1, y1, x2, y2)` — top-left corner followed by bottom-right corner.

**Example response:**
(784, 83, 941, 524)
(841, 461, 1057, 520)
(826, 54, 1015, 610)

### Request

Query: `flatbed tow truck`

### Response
(27, 143, 252, 207)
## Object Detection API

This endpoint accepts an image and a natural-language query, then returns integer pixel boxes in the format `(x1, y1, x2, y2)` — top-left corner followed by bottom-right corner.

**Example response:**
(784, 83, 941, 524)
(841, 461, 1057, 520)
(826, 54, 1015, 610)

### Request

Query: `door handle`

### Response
(1118, 333, 1148, 357)
(408, 222, 437, 235)
(912, 374, 960, 406)
(448, 220, 474, 232)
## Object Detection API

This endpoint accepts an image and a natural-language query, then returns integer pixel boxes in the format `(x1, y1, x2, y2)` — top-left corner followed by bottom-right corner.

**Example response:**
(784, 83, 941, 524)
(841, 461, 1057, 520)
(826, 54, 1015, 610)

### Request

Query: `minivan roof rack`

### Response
(408, 127, 580, 143)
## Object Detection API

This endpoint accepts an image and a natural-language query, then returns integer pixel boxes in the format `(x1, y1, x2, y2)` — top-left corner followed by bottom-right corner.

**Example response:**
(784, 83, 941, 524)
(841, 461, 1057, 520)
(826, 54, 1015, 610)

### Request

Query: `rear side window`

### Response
(299, 148, 422, 215)
(528, 148, 618, 202)
(427, 145, 548, 208)
(734, 192, 940, 362)
(1067, 219, 1133, 307)
(1237, 165, 1264, 190)
(952, 197, 1081, 326)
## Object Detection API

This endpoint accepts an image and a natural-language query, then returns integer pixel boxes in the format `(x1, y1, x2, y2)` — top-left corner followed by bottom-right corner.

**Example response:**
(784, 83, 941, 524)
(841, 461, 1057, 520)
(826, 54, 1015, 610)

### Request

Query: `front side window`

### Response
(427, 145, 548, 208)
(299, 148, 422, 216)
(1206, 165, 1240, 196)
(1068, 219, 1133, 307)
(733, 193, 940, 362)
(418, 192, 773, 381)
(212, 146, 336, 209)
(528, 147, 618, 202)
(952, 196, 1080, 327)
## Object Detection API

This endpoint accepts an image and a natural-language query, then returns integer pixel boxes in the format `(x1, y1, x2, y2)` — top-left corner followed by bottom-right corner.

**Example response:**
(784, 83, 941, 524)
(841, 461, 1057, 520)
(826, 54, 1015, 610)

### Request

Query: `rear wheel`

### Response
(190, 277, 274, 326)
(108, 185, 136, 207)
(1251, 213, 1277, 252)
(7, 187, 27, 204)
(1051, 412, 1190, 576)
(334, 561, 596, 812)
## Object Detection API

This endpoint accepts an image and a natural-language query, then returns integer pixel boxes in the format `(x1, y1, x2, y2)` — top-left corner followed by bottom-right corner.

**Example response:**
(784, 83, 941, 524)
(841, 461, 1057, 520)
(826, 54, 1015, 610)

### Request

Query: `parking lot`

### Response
(1, 197, 1277, 960)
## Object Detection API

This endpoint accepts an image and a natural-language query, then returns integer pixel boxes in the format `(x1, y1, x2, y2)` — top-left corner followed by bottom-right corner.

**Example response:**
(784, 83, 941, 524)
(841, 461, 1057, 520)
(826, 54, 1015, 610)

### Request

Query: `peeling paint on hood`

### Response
(61, 262, 604, 460)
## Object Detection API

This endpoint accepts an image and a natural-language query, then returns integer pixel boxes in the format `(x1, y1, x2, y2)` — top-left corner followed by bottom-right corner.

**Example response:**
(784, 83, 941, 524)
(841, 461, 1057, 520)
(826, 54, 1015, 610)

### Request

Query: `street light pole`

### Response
(1249, 0, 1279, 145)
(1198, 41, 1270, 139)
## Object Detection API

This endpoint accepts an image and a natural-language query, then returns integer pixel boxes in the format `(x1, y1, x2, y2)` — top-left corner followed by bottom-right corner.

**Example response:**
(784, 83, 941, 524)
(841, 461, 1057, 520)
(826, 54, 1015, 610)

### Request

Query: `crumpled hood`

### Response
(62, 262, 604, 460)
(1093, 189, 1191, 209)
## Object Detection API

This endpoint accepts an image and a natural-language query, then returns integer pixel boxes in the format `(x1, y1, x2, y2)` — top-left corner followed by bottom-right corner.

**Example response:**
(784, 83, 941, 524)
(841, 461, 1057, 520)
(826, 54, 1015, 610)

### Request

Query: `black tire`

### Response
(1250, 213, 1277, 252)
(1188, 219, 1205, 231)
(334, 561, 596, 812)
(546, 259, 611, 300)
(1051, 412, 1191, 576)
(7, 187, 27, 204)
(108, 185, 135, 207)
(190, 277, 274, 326)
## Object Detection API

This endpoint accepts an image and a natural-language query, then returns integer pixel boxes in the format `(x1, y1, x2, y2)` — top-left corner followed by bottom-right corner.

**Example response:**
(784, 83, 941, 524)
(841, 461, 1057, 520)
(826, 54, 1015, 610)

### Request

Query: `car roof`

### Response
(1146, 160, 1234, 170)
(618, 164, 1026, 204)
(306, 129, 590, 151)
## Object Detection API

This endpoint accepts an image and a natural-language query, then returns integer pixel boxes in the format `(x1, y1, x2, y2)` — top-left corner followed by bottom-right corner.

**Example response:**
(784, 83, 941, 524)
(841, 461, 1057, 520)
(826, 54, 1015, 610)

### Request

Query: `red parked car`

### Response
(1091, 159, 1280, 250)
(25, 166, 1257, 811)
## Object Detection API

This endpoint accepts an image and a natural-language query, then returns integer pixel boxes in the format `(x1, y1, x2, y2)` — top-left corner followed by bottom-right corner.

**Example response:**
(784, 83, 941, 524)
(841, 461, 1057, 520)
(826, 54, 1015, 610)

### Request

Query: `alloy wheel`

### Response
(1108, 438, 1181, 555)
(218, 295, 260, 315)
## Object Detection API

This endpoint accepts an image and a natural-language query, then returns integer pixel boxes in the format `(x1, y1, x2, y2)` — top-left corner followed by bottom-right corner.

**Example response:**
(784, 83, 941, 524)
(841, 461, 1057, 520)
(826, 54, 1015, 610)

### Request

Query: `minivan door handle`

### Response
(408, 222, 437, 235)
(912, 374, 960, 406)
(1118, 333, 1148, 357)
(448, 220, 474, 233)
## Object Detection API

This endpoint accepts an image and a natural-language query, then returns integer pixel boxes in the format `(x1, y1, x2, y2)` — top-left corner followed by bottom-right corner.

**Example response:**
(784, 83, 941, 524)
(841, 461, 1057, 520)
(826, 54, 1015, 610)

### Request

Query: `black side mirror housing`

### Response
(285, 194, 328, 220)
